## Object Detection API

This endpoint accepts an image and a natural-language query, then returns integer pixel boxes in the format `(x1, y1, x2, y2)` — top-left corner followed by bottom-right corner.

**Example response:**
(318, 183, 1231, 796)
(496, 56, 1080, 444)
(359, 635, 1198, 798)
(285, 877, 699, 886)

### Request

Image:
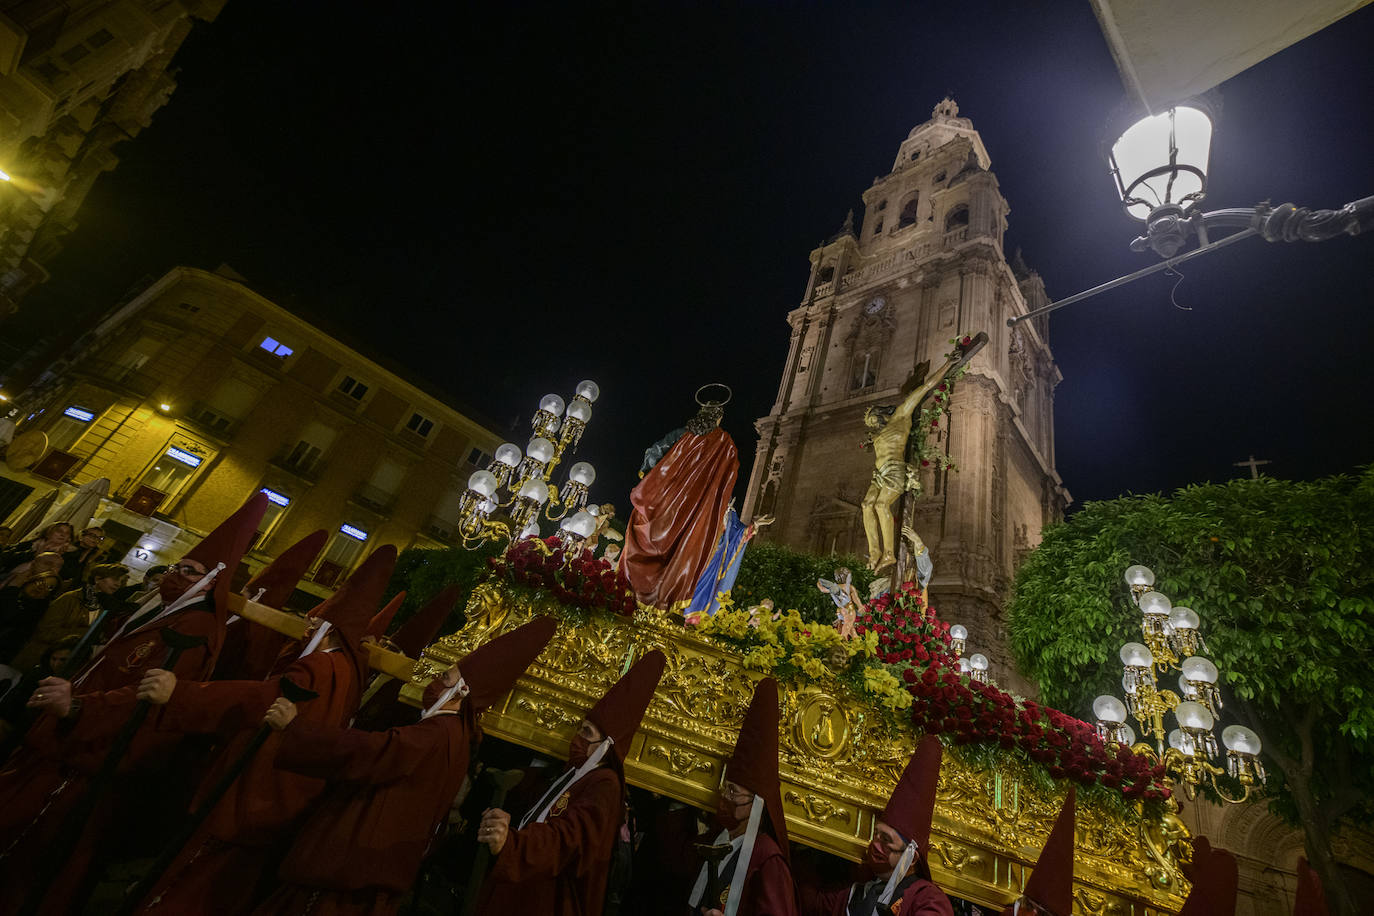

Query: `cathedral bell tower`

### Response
(742, 99, 1070, 692)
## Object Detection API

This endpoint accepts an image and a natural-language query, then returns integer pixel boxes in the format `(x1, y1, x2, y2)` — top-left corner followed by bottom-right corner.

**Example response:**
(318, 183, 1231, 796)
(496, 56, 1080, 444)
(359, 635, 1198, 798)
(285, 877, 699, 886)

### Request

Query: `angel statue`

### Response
(860, 333, 986, 572)
(817, 567, 864, 639)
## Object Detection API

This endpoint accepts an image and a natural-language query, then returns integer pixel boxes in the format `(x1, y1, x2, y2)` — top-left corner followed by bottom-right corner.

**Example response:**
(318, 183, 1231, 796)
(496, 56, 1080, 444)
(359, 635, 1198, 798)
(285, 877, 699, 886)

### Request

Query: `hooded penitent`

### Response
(420, 615, 559, 722)
(366, 591, 406, 640)
(879, 733, 942, 881)
(216, 529, 328, 679)
(1016, 787, 1075, 916)
(310, 545, 398, 685)
(1177, 836, 1239, 916)
(390, 584, 462, 657)
(166, 492, 268, 661)
(245, 529, 328, 607)
(1293, 856, 1329, 916)
(726, 676, 789, 860)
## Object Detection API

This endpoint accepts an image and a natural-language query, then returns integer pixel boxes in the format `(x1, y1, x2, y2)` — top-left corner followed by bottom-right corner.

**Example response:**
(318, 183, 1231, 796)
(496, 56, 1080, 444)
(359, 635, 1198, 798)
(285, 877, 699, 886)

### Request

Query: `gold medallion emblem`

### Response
(891, 898, 903, 916)
(719, 885, 730, 906)
(550, 790, 571, 817)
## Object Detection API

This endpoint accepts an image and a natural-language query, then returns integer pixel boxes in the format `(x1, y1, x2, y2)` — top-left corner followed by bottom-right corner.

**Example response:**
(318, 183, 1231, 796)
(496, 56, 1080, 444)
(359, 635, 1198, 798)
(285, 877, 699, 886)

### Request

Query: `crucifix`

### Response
(1233, 455, 1271, 480)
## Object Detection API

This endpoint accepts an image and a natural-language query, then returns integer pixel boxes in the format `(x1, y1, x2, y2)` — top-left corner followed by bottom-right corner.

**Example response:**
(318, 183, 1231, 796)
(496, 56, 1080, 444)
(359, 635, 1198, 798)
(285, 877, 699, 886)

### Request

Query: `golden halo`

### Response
(694, 383, 732, 408)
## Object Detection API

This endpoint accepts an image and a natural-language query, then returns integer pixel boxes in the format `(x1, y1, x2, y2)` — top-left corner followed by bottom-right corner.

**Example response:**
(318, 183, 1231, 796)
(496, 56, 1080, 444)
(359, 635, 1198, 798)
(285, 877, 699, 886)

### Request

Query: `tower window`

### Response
(850, 350, 879, 391)
(872, 220, 884, 236)
(934, 170, 946, 183)
(876, 200, 887, 212)
(910, 150, 920, 161)
(945, 205, 969, 231)
(817, 265, 835, 284)
(898, 194, 920, 229)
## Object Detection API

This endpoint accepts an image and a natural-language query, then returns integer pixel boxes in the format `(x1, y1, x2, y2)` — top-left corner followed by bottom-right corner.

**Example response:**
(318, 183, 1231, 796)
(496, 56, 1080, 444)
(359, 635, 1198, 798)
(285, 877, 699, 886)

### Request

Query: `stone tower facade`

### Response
(741, 99, 1070, 689)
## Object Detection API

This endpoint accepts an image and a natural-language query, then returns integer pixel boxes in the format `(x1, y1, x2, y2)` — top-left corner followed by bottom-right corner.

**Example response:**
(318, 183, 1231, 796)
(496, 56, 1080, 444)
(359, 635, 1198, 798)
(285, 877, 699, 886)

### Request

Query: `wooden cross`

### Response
(1233, 455, 1271, 479)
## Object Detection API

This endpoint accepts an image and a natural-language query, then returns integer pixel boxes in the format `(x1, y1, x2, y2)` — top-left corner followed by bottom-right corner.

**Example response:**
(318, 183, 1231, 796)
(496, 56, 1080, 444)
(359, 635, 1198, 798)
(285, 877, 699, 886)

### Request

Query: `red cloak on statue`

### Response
(619, 427, 738, 610)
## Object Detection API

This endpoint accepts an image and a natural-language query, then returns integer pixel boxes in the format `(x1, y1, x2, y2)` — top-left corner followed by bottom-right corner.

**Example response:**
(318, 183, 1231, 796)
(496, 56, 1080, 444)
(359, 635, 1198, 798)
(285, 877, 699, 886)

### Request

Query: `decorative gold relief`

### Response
(647, 743, 714, 778)
(419, 585, 1191, 914)
(784, 790, 852, 825)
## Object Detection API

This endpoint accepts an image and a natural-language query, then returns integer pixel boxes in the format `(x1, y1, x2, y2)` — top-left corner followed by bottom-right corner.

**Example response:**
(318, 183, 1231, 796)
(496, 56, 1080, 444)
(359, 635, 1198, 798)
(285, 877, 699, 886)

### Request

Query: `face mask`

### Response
(715, 795, 748, 830)
(865, 839, 891, 872)
(568, 734, 592, 768)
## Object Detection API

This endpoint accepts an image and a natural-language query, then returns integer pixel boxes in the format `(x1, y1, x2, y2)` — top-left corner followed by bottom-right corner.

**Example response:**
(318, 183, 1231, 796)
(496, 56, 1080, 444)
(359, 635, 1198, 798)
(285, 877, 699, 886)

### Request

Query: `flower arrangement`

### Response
(485, 536, 636, 615)
(857, 584, 1168, 800)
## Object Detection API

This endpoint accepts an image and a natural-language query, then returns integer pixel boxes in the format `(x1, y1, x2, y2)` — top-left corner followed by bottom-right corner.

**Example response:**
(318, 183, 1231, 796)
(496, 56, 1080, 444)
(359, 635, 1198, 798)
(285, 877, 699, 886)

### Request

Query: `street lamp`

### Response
(1009, 102, 1374, 325)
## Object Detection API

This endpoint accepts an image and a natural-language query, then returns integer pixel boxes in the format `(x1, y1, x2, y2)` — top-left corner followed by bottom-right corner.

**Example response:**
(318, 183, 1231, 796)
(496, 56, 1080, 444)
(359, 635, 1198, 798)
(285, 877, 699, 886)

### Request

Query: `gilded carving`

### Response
(419, 586, 1191, 914)
(784, 791, 852, 825)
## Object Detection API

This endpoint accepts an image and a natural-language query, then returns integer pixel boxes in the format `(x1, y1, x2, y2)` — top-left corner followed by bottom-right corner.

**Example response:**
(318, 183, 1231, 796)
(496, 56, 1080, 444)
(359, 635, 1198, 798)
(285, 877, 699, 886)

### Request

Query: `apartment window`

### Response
(259, 336, 294, 358)
(255, 487, 292, 545)
(47, 406, 96, 450)
(314, 527, 367, 586)
(138, 445, 204, 497)
(33, 61, 62, 83)
(197, 376, 261, 430)
(59, 45, 90, 65)
(86, 28, 114, 48)
(177, 301, 201, 314)
(466, 447, 493, 468)
(337, 375, 369, 401)
(404, 412, 434, 438)
(284, 420, 337, 473)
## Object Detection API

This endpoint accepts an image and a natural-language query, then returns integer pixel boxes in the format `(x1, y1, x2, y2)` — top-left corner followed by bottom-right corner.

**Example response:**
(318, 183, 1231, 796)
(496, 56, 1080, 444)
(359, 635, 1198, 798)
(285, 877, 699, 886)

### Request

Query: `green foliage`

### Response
(386, 542, 503, 636)
(731, 541, 875, 625)
(1007, 468, 1374, 827)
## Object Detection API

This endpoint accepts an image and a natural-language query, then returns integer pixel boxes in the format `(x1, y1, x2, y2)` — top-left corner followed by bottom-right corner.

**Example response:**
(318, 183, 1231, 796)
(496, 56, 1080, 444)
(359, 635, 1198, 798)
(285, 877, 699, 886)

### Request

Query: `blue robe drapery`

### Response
(686, 508, 750, 616)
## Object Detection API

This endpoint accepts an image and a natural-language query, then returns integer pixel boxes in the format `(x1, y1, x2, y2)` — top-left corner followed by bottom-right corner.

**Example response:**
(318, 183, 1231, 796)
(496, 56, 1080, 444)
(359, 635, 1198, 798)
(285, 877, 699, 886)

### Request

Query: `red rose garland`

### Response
(487, 536, 636, 615)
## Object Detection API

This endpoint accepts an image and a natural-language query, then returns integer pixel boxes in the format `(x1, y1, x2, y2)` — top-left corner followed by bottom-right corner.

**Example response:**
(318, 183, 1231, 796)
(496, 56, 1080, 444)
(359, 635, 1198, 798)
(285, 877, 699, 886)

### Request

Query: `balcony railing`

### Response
(70, 357, 162, 399)
(269, 449, 326, 483)
(350, 482, 397, 515)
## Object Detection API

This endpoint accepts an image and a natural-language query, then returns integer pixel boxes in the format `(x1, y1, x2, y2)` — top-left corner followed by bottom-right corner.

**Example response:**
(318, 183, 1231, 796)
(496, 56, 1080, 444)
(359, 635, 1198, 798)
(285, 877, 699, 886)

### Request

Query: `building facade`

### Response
(0, 0, 224, 317)
(741, 99, 1070, 688)
(2, 265, 503, 600)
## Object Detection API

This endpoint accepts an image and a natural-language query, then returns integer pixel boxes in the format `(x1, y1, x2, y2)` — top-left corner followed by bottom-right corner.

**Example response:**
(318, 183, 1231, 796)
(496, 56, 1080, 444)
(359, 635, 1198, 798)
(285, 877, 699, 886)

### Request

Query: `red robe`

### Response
(619, 427, 738, 609)
(250, 713, 472, 916)
(476, 766, 622, 915)
(686, 830, 798, 916)
(800, 871, 954, 916)
(132, 650, 360, 915)
(214, 616, 292, 681)
(0, 603, 223, 916)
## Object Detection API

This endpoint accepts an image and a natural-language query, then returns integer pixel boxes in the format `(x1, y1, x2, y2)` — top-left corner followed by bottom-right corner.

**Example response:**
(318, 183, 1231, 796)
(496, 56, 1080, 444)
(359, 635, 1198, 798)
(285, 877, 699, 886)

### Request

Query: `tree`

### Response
(385, 541, 502, 635)
(1007, 469, 1374, 916)
(732, 542, 876, 625)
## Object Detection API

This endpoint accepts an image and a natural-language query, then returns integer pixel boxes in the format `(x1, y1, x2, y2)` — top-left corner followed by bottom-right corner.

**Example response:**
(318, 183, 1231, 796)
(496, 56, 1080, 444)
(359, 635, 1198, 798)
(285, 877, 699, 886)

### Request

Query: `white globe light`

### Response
(968, 653, 989, 671)
(1139, 591, 1172, 616)
(1168, 606, 1200, 631)
(575, 379, 600, 403)
(1109, 106, 1214, 220)
(1119, 723, 1136, 746)
(539, 394, 566, 416)
(565, 399, 592, 423)
(1093, 695, 1127, 724)
(1178, 674, 1197, 698)
(466, 470, 498, 497)
(519, 520, 541, 540)
(526, 437, 555, 464)
(494, 443, 523, 466)
(1221, 724, 1262, 755)
(1181, 656, 1219, 684)
(1120, 642, 1154, 668)
(568, 461, 596, 486)
(586, 503, 601, 517)
(518, 479, 550, 504)
(949, 624, 968, 641)
(564, 509, 597, 538)
(958, 658, 971, 674)
(479, 496, 497, 514)
(1174, 701, 1215, 731)
(1124, 565, 1155, 587)
(1168, 728, 1195, 754)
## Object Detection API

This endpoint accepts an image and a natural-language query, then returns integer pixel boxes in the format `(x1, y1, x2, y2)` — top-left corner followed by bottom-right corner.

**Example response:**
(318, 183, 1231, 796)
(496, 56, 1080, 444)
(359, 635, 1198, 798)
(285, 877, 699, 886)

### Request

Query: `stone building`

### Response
(741, 99, 1069, 687)
(0, 0, 224, 317)
(1, 265, 502, 600)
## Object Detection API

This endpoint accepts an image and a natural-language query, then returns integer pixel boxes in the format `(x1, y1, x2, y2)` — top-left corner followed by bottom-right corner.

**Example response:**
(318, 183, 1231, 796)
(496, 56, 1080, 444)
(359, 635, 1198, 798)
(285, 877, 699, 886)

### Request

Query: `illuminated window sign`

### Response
(260, 487, 291, 507)
(165, 446, 203, 467)
(340, 524, 369, 541)
(63, 406, 96, 422)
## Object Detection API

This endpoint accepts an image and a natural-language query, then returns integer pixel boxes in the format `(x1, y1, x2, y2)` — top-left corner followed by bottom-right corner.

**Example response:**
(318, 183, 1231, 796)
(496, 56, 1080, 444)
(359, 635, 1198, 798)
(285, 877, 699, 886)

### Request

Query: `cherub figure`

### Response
(584, 503, 622, 553)
(817, 567, 864, 640)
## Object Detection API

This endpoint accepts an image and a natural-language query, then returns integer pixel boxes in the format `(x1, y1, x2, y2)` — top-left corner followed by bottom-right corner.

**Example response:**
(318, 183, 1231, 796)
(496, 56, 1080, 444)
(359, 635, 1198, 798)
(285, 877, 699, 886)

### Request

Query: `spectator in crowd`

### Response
(60, 525, 109, 588)
(118, 564, 170, 605)
(0, 553, 64, 664)
(10, 563, 129, 671)
(0, 635, 79, 741)
(0, 522, 73, 583)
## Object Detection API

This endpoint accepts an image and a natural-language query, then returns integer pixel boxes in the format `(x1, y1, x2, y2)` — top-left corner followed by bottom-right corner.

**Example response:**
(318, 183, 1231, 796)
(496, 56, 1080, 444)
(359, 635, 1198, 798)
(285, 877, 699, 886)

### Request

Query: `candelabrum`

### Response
(456, 380, 601, 550)
(1093, 564, 1266, 803)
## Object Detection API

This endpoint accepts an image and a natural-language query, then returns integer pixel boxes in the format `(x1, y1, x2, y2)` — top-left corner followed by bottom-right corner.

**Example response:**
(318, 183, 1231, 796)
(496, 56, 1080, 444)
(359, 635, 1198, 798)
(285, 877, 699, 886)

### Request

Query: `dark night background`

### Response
(6, 1, 1373, 511)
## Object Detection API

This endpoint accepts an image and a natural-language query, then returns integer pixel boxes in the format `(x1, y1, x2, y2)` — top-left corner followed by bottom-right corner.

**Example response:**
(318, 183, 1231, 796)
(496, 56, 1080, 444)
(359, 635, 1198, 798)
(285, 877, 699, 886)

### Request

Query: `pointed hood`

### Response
(390, 585, 462, 657)
(183, 493, 268, 658)
(585, 650, 666, 767)
(881, 734, 942, 878)
(316, 545, 398, 684)
(1178, 837, 1238, 916)
(1293, 857, 1329, 916)
(444, 616, 558, 714)
(245, 529, 327, 608)
(1021, 787, 1075, 916)
(725, 677, 789, 862)
(367, 591, 406, 639)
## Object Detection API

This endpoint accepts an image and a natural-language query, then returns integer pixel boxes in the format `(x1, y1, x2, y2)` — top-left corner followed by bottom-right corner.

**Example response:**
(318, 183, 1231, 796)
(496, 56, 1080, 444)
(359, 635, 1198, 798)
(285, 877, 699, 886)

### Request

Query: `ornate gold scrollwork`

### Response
(647, 743, 714, 778)
(784, 790, 852, 825)
(515, 696, 581, 731)
(793, 690, 852, 760)
(931, 840, 983, 874)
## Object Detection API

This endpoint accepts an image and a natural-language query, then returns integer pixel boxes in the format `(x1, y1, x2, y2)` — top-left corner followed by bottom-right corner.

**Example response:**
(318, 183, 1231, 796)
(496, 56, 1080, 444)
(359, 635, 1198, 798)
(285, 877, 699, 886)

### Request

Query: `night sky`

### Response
(11, 1, 1374, 511)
